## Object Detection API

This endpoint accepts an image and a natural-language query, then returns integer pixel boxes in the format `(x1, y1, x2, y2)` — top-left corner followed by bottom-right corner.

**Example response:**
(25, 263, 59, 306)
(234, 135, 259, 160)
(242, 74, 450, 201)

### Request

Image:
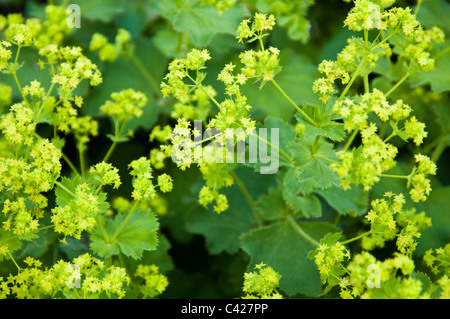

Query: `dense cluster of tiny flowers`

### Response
(339, 251, 426, 299)
(51, 183, 103, 240)
(202, 0, 237, 14)
(362, 192, 431, 253)
(308, 233, 350, 286)
(89, 162, 122, 189)
(129, 157, 157, 201)
(101, 88, 147, 123)
(242, 263, 283, 299)
(0, 137, 61, 237)
(330, 88, 435, 202)
(0, 254, 129, 299)
(128, 156, 174, 203)
(90, 29, 132, 62)
(424, 244, 450, 274)
(159, 12, 284, 214)
(134, 264, 169, 298)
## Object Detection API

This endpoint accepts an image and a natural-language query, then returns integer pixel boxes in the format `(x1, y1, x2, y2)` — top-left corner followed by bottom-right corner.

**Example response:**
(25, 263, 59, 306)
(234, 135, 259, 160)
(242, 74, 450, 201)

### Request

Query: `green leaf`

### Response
(123, 234, 174, 275)
(295, 106, 346, 142)
(54, 176, 83, 207)
(282, 168, 322, 218)
(416, 0, 450, 33)
(0, 229, 22, 261)
(172, 4, 246, 47)
(315, 184, 369, 216)
(241, 219, 338, 296)
(431, 102, 450, 141)
(57, 236, 91, 260)
(243, 51, 320, 120)
(90, 208, 159, 260)
(83, 37, 166, 132)
(72, 0, 125, 23)
(288, 136, 341, 191)
(255, 187, 286, 221)
(410, 41, 450, 93)
(414, 187, 450, 255)
(106, 133, 130, 143)
(186, 166, 276, 254)
(55, 176, 109, 214)
(410, 272, 441, 298)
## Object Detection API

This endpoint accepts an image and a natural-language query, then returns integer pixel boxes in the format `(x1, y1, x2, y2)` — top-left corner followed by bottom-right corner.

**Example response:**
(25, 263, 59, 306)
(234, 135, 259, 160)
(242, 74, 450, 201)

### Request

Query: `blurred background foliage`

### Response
(0, 0, 448, 298)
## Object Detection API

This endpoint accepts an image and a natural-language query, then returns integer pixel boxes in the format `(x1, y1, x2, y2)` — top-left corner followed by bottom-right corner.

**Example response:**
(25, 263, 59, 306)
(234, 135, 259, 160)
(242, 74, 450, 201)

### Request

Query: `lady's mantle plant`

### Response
(0, 0, 448, 299)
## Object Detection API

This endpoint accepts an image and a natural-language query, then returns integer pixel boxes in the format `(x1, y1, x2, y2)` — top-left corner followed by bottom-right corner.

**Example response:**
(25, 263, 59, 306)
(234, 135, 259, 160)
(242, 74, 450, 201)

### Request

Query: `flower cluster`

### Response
(236, 13, 276, 43)
(89, 162, 122, 190)
(90, 29, 132, 62)
(0, 40, 12, 71)
(423, 244, 450, 298)
(202, 0, 237, 14)
(365, 192, 404, 238)
(330, 88, 434, 201)
(0, 102, 36, 145)
(308, 233, 350, 286)
(159, 13, 283, 214)
(134, 264, 169, 298)
(424, 244, 450, 276)
(408, 154, 437, 202)
(198, 185, 229, 214)
(401, 25, 445, 72)
(157, 173, 173, 193)
(242, 263, 282, 299)
(129, 157, 157, 201)
(339, 251, 426, 299)
(362, 192, 431, 253)
(51, 182, 103, 239)
(43, 45, 103, 93)
(161, 48, 212, 101)
(1, 138, 61, 237)
(100, 88, 147, 123)
(34, 44, 102, 144)
(128, 157, 173, 203)
(0, 254, 129, 299)
(314, 0, 443, 104)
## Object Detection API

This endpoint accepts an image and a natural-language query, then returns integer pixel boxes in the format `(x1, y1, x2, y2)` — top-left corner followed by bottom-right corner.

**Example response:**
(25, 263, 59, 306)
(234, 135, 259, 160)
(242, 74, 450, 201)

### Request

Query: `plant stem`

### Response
(61, 152, 80, 176)
(385, 72, 410, 98)
(383, 131, 396, 143)
(380, 174, 409, 179)
(103, 120, 127, 163)
(55, 181, 76, 197)
(271, 79, 316, 126)
(250, 131, 292, 164)
(231, 171, 262, 227)
(339, 57, 366, 102)
(78, 140, 86, 178)
(129, 53, 160, 97)
(97, 215, 109, 243)
(286, 215, 320, 247)
(431, 137, 448, 162)
(364, 74, 370, 94)
(343, 129, 359, 152)
(8, 46, 30, 108)
(341, 231, 371, 245)
(111, 201, 139, 242)
(8, 252, 21, 271)
(433, 45, 450, 60)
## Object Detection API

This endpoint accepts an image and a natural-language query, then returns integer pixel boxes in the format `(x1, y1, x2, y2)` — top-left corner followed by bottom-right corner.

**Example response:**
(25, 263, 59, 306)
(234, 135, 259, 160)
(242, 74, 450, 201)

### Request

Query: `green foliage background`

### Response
(0, 0, 449, 298)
